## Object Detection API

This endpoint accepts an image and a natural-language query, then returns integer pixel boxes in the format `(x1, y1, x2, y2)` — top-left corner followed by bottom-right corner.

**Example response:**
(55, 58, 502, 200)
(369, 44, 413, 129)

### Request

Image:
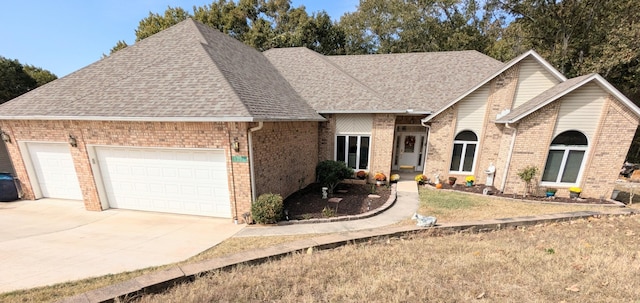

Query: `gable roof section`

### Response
(0, 19, 323, 122)
(422, 49, 566, 123)
(263, 48, 386, 113)
(496, 73, 640, 123)
(264, 49, 502, 113)
(326, 51, 503, 113)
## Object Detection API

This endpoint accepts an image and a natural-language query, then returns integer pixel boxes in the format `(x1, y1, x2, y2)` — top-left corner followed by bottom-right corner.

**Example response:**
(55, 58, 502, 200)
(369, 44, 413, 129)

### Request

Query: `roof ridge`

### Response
(188, 20, 253, 117)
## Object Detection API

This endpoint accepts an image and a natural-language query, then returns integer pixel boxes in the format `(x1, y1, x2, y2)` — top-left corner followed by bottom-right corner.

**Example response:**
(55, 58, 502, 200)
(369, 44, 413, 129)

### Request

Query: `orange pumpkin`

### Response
(435, 183, 443, 189)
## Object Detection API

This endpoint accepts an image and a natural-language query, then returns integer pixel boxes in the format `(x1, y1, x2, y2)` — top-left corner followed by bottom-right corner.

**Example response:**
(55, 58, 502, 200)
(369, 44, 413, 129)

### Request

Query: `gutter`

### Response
(248, 121, 264, 203)
(420, 120, 431, 174)
(501, 123, 517, 193)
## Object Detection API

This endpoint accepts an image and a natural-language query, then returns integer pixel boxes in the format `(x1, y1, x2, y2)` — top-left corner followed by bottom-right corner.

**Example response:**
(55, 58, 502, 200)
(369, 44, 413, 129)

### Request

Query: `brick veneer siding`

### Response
(0, 120, 251, 221)
(251, 121, 318, 200)
(424, 106, 457, 182)
(579, 97, 639, 199)
(369, 114, 396, 182)
(317, 114, 335, 162)
(476, 65, 520, 187)
(503, 103, 560, 195)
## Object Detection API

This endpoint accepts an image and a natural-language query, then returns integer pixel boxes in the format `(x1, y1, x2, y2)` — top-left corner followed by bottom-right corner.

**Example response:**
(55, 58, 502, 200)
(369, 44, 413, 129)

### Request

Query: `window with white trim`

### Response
(336, 135, 370, 170)
(450, 131, 477, 173)
(541, 131, 588, 184)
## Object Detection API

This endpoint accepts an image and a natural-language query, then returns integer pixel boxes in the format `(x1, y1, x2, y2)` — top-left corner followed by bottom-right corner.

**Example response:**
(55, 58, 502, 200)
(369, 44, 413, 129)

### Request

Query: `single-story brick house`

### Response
(1, 19, 638, 220)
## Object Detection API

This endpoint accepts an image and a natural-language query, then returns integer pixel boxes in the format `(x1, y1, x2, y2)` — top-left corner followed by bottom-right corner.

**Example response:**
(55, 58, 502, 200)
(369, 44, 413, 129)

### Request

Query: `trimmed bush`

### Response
(316, 160, 354, 193)
(251, 193, 283, 224)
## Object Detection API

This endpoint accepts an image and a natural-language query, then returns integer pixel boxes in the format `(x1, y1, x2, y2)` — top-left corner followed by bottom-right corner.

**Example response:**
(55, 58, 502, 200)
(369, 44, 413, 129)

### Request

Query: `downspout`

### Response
(420, 119, 431, 174)
(248, 121, 264, 203)
(501, 123, 517, 193)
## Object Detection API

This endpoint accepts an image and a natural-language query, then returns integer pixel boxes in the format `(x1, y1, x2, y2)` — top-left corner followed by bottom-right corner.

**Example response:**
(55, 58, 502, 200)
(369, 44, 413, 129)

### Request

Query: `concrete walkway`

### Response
(234, 179, 420, 237)
(0, 199, 244, 293)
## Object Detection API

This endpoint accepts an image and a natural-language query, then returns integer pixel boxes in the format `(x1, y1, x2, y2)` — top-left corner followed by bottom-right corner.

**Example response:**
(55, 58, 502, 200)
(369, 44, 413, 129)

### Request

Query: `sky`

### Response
(1, 0, 358, 78)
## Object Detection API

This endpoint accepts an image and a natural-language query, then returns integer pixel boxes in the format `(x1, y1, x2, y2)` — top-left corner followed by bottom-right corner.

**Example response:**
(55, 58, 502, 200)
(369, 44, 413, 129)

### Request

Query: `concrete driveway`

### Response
(0, 199, 244, 293)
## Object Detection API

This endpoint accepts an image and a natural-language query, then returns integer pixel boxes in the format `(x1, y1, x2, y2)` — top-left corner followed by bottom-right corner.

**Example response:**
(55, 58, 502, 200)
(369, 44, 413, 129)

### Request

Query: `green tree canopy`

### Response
(110, 0, 345, 55)
(0, 56, 56, 103)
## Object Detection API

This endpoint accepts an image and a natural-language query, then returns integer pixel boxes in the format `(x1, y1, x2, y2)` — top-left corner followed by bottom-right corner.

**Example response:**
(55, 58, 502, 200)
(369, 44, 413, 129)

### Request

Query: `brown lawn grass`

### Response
(130, 215, 640, 302)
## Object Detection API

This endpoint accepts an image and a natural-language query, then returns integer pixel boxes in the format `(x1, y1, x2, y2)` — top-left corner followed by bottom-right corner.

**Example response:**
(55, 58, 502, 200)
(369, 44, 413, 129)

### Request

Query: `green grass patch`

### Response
(418, 187, 616, 223)
(420, 189, 487, 210)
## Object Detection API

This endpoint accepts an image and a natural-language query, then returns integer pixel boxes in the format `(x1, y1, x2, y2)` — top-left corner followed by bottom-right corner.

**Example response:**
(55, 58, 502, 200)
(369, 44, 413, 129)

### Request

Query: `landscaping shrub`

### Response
(251, 193, 283, 224)
(316, 160, 354, 193)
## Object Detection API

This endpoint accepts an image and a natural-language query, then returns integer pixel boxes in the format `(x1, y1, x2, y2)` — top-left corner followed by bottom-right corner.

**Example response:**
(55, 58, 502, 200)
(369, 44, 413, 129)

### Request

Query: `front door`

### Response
(393, 126, 427, 171)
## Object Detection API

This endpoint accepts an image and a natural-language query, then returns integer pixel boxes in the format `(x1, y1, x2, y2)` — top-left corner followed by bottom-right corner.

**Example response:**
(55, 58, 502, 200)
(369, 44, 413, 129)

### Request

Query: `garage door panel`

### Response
(96, 147, 230, 217)
(27, 143, 83, 200)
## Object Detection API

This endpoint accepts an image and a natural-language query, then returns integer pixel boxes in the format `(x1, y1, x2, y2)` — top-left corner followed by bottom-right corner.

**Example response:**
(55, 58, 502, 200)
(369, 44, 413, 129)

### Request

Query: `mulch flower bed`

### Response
(433, 182, 618, 205)
(283, 182, 391, 220)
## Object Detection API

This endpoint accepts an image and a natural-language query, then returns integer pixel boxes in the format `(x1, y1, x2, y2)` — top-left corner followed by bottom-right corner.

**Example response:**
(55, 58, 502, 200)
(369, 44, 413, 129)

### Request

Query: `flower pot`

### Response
(466, 181, 473, 187)
(570, 192, 580, 198)
(376, 180, 384, 187)
(546, 192, 555, 197)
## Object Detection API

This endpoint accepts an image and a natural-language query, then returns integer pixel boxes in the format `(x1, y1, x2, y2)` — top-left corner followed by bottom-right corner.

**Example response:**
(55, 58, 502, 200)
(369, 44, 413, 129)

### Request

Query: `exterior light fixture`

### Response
(68, 134, 78, 148)
(0, 130, 10, 143)
(232, 137, 240, 152)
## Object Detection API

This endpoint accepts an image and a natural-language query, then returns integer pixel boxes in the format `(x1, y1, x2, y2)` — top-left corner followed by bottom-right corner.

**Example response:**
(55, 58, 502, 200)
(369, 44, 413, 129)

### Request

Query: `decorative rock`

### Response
(368, 194, 381, 199)
(328, 198, 342, 203)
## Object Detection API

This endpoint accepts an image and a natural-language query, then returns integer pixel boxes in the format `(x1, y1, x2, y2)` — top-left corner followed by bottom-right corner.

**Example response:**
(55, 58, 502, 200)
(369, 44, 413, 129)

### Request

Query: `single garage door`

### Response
(95, 147, 231, 217)
(27, 142, 83, 200)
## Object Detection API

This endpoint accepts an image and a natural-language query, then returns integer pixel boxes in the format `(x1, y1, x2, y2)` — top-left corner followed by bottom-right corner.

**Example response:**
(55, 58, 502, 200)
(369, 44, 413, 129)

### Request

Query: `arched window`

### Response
(541, 131, 588, 184)
(450, 131, 478, 173)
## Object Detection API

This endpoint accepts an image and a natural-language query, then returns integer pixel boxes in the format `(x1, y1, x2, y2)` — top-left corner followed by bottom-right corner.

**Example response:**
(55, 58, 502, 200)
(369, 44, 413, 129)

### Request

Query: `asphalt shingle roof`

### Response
(265, 49, 504, 113)
(0, 19, 323, 122)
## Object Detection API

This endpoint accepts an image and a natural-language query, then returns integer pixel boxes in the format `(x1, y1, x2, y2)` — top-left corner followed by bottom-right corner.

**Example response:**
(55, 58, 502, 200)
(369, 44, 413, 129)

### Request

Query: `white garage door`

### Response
(95, 147, 231, 217)
(27, 142, 83, 200)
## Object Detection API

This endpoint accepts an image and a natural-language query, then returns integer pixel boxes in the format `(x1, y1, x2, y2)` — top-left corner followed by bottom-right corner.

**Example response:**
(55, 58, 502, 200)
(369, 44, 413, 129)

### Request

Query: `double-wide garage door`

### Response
(95, 147, 231, 217)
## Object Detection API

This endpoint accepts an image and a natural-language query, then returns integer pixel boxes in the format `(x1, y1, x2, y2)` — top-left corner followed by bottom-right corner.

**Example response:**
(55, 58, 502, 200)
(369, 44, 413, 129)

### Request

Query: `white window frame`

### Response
(540, 131, 589, 187)
(335, 134, 371, 171)
(449, 131, 478, 174)
(540, 145, 588, 186)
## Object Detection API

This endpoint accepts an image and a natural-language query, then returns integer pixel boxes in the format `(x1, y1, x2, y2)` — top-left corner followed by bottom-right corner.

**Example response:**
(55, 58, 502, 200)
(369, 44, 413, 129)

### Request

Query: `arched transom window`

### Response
(541, 130, 588, 184)
(450, 131, 478, 173)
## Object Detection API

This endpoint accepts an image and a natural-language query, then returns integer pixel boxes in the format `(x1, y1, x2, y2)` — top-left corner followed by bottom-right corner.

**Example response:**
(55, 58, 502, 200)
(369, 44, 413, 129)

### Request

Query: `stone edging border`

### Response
(423, 184, 627, 207)
(58, 208, 639, 303)
(273, 183, 398, 225)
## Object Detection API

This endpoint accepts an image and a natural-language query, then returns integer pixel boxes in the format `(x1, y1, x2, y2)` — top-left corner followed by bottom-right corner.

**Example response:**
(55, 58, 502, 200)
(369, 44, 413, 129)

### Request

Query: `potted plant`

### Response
(390, 174, 400, 183)
(415, 174, 427, 185)
(448, 176, 457, 185)
(545, 188, 557, 197)
(465, 176, 475, 187)
(374, 172, 386, 186)
(356, 170, 367, 180)
(569, 187, 581, 198)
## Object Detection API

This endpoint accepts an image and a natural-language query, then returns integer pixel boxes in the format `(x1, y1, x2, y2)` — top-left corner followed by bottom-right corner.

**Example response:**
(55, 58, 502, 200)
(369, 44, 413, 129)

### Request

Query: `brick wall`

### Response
(424, 106, 457, 182)
(369, 114, 396, 182)
(0, 120, 251, 221)
(503, 103, 559, 195)
(251, 121, 319, 200)
(580, 97, 639, 199)
(317, 114, 335, 162)
(477, 65, 520, 187)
